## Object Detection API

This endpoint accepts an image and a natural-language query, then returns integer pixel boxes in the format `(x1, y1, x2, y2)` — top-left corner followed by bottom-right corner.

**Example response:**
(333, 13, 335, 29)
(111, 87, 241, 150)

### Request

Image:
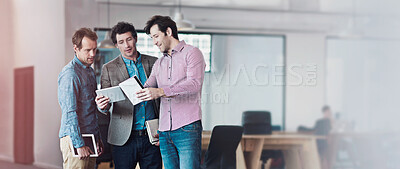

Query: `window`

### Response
(94, 29, 211, 85)
(95, 29, 211, 74)
(201, 34, 285, 130)
(136, 32, 211, 72)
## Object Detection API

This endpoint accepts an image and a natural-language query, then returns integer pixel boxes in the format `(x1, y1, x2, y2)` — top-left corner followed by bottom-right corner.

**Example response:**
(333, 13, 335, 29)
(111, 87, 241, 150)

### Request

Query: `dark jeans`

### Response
(159, 120, 202, 169)
(112, 133, 162, 169)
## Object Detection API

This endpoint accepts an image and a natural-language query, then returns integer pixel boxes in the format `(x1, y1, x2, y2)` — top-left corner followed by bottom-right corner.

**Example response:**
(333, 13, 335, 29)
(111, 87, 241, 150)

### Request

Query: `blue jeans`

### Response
(112, 133, 162, 169)
(159, 120, 202, 169)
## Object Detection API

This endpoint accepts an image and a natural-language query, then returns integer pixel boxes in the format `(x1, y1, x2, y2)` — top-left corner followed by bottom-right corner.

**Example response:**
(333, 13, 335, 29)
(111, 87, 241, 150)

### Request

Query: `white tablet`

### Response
(70, 134, 98, 157)
(95, 86, 126, 103)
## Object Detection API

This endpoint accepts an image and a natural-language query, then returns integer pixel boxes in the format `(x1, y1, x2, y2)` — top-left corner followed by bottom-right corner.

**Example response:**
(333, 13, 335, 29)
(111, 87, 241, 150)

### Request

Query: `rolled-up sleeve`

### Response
(58, 72, 85, 148)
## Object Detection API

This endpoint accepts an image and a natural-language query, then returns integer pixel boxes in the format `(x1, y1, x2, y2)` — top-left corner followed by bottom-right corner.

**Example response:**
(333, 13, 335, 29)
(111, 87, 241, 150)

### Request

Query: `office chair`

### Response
(242, 111, 272, 134)
(242, 111, 284, 169)
(203, 125, 244, 169)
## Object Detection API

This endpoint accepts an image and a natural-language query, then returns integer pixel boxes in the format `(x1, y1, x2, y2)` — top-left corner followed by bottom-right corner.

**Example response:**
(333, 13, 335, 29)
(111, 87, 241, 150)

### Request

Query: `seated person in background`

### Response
(298, 105, 332, 169)
(297, 105, 332, 136)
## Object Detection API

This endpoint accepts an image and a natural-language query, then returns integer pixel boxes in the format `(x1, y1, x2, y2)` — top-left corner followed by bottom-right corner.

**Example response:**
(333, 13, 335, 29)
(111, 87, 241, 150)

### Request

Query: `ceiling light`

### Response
(98, 0, 115, 48)
(98, 31, 115, 48)
(173, 0, 195, 30)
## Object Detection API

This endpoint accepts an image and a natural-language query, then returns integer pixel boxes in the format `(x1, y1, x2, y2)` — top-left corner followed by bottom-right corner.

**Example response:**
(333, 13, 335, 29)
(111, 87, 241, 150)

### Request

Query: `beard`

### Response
(160, 41, 170, 54)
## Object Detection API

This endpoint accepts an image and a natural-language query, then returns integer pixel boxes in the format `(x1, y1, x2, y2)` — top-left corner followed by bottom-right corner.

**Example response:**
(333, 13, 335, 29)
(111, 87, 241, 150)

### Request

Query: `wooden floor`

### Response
(98, 162, 142, 169)
(98, 162, 114, 169)
(0, 160, 48, 169)
(0, 160, 140, 169)
(0, 160, 117, 169)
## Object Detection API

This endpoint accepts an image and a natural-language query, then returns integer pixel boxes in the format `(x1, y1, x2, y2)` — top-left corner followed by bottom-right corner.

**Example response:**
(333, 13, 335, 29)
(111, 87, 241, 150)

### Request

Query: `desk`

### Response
(326, 132, 400, 169)
(202, 133, 322, 169)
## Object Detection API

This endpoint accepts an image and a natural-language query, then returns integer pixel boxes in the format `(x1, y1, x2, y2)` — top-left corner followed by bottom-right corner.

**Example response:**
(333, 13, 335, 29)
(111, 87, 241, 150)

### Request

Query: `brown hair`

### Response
(144, 15, 179, 40)
(72, 28, 98, 50)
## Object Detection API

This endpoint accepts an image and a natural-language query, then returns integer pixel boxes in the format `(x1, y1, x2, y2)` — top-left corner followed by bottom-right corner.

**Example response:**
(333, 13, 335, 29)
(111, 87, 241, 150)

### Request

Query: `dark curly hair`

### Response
(110, 22, 137, 44)
(144, 15, 179, 40)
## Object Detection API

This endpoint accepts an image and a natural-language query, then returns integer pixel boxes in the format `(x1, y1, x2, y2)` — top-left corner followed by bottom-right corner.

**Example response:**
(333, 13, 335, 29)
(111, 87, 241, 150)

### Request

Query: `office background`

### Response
(1, 0, 400, 168)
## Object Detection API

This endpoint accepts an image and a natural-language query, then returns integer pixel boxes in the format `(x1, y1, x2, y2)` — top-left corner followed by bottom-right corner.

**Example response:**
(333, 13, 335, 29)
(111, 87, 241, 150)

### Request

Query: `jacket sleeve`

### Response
(97, 65, 112, 114)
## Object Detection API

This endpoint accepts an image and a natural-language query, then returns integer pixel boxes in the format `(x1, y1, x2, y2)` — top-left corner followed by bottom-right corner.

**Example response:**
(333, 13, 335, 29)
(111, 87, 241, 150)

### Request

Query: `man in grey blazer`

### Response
(95, 22, 162, 169)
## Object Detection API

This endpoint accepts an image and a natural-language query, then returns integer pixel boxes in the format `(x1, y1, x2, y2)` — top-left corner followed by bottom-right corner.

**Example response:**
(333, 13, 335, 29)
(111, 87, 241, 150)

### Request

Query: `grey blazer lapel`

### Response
(115, 55, 129, 79)
(141, 55, 150, 77)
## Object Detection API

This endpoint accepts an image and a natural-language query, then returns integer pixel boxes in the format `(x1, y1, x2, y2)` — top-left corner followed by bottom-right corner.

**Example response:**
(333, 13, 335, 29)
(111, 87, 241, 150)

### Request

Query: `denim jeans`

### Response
(112, 134, 162, 169)
(159, 120, 202, 169)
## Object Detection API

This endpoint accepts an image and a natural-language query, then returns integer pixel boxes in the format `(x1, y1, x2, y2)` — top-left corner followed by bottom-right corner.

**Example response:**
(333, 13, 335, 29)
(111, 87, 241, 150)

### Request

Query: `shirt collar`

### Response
(73, 56, 90, 69)
(166, 40, 186, 57)
(122, 52, 142, 65)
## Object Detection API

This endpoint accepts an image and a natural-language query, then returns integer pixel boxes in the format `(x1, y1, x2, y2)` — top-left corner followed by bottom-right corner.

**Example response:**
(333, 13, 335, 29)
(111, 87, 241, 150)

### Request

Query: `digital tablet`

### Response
(70, 134, 98, 157)
(95, 86, 125, 103)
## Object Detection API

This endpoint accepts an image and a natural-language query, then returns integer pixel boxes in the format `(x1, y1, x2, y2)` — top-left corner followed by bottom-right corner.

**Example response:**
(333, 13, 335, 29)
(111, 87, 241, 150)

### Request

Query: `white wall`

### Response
(327, 39, 400, 132)
(13, 0, 65, 168)
(65, 0, 98, 63)
(0, 0, 14, 162)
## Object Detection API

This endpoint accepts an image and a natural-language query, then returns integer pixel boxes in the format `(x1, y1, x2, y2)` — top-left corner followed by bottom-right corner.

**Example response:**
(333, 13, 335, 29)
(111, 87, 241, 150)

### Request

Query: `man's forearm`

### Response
(97, 103, 111, 115)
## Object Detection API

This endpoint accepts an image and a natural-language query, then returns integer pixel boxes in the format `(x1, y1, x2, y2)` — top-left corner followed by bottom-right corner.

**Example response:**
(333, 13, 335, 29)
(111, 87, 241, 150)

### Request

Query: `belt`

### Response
(132, 130, 147, 136)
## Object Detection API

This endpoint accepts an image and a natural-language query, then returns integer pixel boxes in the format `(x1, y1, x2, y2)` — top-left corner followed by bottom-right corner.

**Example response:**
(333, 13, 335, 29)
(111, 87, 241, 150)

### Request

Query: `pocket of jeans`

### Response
(180, 122, 199, 132)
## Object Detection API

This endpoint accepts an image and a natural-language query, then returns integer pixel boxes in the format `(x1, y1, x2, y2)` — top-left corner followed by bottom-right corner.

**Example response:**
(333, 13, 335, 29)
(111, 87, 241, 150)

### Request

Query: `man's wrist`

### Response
(158, 88, 165, 97)
(98, 106, 109, 113)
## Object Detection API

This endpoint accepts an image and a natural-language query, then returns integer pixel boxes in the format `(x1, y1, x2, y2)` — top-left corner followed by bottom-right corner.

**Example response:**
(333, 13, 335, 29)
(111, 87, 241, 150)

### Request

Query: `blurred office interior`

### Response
(1, 0, 400, 168)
